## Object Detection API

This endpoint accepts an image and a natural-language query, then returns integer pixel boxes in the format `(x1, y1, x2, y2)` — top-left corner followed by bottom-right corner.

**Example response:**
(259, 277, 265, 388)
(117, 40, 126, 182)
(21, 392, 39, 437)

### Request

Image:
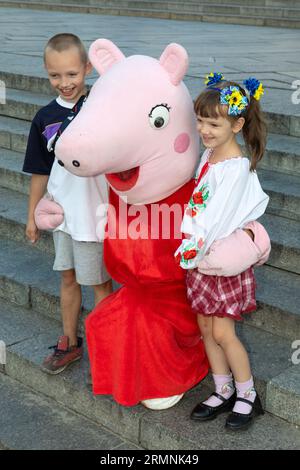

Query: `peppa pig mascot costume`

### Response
(54, 40, 270, 409)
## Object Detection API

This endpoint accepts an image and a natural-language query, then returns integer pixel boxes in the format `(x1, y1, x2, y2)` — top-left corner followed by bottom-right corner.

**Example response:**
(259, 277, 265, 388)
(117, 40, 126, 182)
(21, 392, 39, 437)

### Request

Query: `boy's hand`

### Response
(26, 219, 40, 244)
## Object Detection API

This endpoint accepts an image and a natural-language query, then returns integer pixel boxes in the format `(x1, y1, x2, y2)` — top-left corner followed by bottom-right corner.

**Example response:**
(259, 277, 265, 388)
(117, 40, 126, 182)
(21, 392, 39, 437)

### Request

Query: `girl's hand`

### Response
(197, 221, 270, 276)
(26, 219, 40, 244)
(243, 228, 254, 241)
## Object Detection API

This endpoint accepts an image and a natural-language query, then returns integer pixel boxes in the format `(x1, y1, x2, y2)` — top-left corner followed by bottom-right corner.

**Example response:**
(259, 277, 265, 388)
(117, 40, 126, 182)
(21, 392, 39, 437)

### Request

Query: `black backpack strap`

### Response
(52, 94, 88, 152)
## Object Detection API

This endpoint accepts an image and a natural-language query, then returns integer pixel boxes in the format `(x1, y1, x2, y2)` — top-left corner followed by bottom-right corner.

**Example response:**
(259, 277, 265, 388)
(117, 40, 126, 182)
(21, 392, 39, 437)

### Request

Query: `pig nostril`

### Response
(58, 160, 65, 167)
(72, 160, 80, 168)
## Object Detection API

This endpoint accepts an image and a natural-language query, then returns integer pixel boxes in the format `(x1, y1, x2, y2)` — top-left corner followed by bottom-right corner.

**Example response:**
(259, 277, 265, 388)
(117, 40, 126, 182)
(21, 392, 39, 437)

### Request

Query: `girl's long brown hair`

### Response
(194, 81, 267, 171)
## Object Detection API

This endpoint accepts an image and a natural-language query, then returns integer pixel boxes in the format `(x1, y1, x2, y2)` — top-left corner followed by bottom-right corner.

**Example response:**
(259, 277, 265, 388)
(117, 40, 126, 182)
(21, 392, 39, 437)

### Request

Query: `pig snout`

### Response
(55, 131, 90, 174)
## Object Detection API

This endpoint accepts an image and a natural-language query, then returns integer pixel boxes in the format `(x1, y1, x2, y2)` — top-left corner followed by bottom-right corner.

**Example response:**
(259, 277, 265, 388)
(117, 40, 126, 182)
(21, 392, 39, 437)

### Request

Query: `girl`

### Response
(175, 73, 269, 431)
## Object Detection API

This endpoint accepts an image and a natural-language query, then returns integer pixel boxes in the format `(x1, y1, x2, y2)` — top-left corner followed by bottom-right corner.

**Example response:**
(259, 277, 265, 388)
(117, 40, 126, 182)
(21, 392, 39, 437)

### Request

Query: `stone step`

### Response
(0, 0, 300, 29)
(0, 116, 30, 155)
(240, 5, 300, 19)
(1, 109, 300, 175)
(0, 71, 53, 97)
(0, 88, 51, 122)
(0, 234, 299, 341)
(0, 372, 140, 450)
(1, 111, 300, 176)
(1, 297, 299, 446)
(1, 143, 300, 220)
(0, 442, 10, 450)
(260, 213, 300, 274)
(0, 184, 55, 255)
(0, 78, 299, 137)
(259, 169, 300, 221)
(0, 149, 31, 195)
(2, 0, 300, 7)
(0, 172, 300, 273)
(1, 147, 300, 224)
(0, 233, 94, 329)
(257, 133, 300, 176)
(0, 70, 96, 97)
(1, 183, 299, 273)
(4, 0, 298, 20)
(247, 266, 300, 341)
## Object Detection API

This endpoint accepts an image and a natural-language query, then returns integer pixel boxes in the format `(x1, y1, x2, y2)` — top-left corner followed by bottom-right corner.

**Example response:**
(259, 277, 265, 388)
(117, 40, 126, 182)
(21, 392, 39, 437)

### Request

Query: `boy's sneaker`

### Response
(41, 335, 83, 374)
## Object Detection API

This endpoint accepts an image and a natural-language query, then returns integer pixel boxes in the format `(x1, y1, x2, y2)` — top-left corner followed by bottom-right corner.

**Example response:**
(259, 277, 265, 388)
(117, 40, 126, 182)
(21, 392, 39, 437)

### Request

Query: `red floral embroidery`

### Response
(175, 253, 182, 264)
(186, 207, 197, 218)
(192, 192, 204, 205)
(198, 238, 204, 248)
(183, 249, 197, 260)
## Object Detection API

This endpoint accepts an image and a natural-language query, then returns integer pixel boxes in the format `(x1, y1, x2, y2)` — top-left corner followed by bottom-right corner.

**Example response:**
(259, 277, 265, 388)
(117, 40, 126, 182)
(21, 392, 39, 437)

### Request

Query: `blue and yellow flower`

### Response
(254, 82, 264, 100)
(220, 86, 248, 116)
(243, 77, 264, 101)
(205, 72, 224, 87)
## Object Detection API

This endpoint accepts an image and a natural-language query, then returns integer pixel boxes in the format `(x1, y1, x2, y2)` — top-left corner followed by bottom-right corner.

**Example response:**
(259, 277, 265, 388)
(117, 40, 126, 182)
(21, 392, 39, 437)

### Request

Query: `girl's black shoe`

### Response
(190, 392, 236, 421)
(225, 394, 264, 431)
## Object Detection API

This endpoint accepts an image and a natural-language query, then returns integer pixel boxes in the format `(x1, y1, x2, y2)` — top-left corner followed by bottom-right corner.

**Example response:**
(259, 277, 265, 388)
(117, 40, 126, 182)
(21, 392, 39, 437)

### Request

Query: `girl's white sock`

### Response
(203, 373, 235, 407)
(233, 376, 257, 414)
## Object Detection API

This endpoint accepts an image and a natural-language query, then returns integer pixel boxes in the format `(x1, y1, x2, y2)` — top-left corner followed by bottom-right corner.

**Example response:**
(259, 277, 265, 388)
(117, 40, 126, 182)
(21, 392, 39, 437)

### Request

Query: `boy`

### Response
(23, 33, 112, 374)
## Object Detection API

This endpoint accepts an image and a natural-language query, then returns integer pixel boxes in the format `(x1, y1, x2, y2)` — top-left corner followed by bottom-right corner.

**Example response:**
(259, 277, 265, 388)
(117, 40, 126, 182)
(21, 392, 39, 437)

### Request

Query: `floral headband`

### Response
(204, 72, 264, 116)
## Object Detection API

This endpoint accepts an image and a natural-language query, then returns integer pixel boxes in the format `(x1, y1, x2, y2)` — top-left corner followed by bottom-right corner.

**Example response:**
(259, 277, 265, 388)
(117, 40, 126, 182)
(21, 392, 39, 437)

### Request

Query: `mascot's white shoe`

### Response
(141, 394, 184, 410)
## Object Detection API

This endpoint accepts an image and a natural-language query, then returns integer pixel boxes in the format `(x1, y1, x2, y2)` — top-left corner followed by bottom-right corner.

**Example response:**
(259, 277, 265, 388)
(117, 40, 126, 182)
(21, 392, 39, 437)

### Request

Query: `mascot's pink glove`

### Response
(34, 196, 64, 230)
(197, 221, 271, 277)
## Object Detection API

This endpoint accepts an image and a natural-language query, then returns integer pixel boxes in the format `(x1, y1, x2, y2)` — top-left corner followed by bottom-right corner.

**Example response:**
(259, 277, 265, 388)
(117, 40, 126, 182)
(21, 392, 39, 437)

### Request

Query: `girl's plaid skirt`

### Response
(186, 267, 256, 321)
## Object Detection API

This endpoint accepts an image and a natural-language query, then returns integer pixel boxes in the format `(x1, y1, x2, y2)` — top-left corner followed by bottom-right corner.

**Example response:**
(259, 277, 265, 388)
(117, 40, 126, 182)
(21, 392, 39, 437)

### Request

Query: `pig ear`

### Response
(89, 39, 125, 75)
(159, 43, 188, 86)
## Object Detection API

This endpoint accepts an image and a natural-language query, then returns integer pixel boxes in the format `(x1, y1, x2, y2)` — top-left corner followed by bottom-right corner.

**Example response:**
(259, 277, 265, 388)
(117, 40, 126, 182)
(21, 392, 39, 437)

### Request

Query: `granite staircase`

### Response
(0, 0, 300, 28)
(0, 6, 299, 451)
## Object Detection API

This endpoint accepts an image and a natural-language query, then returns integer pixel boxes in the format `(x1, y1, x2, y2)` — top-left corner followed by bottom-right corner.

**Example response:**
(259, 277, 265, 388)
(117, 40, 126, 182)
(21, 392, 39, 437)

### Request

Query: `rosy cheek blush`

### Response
(174, 133, 190, 153)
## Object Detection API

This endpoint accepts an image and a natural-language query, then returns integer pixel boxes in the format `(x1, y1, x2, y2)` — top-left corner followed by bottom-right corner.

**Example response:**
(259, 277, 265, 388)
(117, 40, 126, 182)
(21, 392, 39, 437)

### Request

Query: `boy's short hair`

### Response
(44, 33, 88, 64)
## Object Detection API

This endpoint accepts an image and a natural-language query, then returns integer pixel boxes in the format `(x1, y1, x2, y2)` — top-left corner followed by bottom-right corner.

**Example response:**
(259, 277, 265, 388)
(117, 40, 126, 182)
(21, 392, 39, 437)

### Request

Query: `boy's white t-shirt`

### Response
(47, 96, 108, 242)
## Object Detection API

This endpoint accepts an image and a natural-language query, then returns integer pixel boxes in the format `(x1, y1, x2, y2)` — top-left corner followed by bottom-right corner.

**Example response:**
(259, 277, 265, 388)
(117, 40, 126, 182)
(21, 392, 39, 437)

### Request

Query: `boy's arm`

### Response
(26, 174, 49, 243)
(23, 113, 54, 243)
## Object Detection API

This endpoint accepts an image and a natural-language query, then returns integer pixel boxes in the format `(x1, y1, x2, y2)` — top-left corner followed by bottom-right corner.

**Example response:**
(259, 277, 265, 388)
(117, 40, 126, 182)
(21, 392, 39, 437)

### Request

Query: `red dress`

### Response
(85, 180, 209, 406)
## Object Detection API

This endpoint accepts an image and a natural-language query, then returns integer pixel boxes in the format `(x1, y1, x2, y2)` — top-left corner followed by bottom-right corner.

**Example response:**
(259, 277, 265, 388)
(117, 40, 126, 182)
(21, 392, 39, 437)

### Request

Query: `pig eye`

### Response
(148, 104, 170, 129)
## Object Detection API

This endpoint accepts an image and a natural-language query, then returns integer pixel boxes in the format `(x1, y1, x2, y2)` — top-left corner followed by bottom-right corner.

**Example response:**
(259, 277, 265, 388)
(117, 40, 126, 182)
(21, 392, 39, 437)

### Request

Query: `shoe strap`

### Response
(211, 392, 228, 403)
(235, 397, 254, 406)
(57, 336, 69, 351)
(48, 336, 69, 352)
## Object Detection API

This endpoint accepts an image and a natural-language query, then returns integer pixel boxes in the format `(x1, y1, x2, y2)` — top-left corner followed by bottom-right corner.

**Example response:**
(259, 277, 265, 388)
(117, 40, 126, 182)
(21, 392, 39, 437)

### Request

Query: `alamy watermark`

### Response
(0, 340, 6, 372)
(291, 80, 300, 104)
(0, 80, 6, 105)
(291, 340, 300, 365)
(95, 196, 187, 241)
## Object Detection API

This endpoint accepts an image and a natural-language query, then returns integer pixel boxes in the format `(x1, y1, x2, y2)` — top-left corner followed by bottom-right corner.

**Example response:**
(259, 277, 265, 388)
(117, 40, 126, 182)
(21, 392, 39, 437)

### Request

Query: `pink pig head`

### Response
(55, 39, 199, 204)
